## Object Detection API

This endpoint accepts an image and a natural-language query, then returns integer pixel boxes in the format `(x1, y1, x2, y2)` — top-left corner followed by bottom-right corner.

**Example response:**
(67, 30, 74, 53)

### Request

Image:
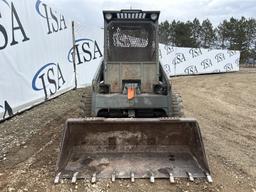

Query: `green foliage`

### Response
(159, 17, 256, 62)
(174, 21, 197, 47)
(201, 19, 216, 48)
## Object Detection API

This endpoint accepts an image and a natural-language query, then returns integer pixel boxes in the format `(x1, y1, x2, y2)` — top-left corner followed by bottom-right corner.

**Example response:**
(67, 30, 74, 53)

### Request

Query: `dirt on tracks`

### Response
(0, 69, 255, 192)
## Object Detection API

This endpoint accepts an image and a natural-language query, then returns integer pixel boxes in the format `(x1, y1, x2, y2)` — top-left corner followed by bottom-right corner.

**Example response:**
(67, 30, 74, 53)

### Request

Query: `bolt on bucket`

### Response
(55, 117, 212, 183)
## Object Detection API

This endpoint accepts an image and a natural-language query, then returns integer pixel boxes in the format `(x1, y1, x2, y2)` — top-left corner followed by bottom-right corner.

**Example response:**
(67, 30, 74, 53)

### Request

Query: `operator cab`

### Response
(104, 10, 159, 62)
(102, 10, 161, 94)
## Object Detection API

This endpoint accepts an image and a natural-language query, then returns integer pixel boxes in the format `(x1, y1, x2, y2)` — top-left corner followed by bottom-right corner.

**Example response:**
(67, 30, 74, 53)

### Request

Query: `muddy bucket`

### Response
(55, 117, 212, 183)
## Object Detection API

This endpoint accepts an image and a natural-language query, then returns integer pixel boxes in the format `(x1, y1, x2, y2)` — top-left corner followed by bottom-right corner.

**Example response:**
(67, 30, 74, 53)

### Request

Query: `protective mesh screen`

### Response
(107, 22, 156, 62)
(113, 28, 149, 48)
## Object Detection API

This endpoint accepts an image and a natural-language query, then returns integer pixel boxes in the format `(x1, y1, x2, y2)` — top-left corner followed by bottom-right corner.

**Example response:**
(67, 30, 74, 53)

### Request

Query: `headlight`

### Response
(150, 13, 158, 21)
(105, 13, 112, 20)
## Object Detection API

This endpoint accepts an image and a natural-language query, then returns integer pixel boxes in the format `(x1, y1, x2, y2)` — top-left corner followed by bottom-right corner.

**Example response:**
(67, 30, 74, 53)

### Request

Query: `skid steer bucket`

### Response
(55, 117, 212, 183)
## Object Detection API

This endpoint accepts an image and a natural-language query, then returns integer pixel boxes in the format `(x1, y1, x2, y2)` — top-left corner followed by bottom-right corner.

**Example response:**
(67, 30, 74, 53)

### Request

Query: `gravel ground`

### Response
(0, 69, 255, 192)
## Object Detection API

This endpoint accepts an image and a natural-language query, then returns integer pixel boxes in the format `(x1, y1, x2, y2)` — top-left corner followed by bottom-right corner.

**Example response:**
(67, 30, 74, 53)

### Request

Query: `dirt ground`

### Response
(0, 68, 256, 192)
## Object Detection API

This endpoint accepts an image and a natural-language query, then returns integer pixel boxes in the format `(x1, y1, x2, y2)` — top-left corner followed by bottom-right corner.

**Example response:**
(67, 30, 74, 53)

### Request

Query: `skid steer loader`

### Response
(55, 10, 212, 184)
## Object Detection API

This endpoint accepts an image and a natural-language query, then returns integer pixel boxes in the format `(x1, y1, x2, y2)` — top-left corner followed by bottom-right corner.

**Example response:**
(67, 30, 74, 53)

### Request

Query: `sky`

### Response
(44, 0, 256, 28)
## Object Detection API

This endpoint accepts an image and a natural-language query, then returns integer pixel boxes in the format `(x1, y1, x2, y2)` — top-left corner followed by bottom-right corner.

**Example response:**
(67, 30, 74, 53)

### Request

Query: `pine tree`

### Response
(159, 16, 256, 62)
(174, 21, 197, 47)
(159, 20, 170, 44)
(191, 18, 202, 47)
(201, 19, 216, 48)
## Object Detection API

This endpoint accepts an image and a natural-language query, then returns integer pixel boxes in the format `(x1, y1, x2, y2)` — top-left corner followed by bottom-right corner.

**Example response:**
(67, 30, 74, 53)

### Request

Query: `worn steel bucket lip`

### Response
(56, 117, 211, 182)
(58, 152, 209, 179)
(64, 117, 199, 124)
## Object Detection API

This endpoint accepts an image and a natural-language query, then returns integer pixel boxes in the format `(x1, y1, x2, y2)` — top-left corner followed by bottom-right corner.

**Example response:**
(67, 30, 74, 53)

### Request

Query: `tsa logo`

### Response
(0, 100, 13, 119)
(0, 0, 30, 50)
(1, 0, 10, 7)
(68, 38, 103, 65)
(163, 64, 171, 74)
(215, 53, 225, 63)
(172, 53, 186, 65)
(224, 63, 233, 72)
(32, 63, 66, 99)
(189, 48, 202, 58)
(164, 45, 174, 55)
(35, 0, 67, 34)
(227, 50, 236, 57)
(184, 65, 198, 75)
(201, 59, 213, 70)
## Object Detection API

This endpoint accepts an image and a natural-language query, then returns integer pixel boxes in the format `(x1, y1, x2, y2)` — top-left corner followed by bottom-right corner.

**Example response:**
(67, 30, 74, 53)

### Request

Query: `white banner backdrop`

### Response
(69, 22, 103, 88)
(0, 0, 75, 121)
(0, 1, 241, 121)
(159, 44, 240, 76)
(72, 39, 240, 88)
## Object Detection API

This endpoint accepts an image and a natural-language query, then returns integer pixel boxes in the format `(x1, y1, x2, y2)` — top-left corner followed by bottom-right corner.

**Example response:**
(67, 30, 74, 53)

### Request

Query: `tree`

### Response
(201, 19, 216, 48)
(245, 18, 256, 59)
(168, 20, 177, 46)
(159, 16, 256, 62)
(159, 20, 170, 44)
(217, 20, 229, 49)
(173, 21, 197, 47)
(191, 18, 202, 47)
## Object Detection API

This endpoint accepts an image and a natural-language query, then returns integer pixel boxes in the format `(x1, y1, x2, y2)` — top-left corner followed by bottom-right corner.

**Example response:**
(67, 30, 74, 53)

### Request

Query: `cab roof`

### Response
(103, 10, 160, 22)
